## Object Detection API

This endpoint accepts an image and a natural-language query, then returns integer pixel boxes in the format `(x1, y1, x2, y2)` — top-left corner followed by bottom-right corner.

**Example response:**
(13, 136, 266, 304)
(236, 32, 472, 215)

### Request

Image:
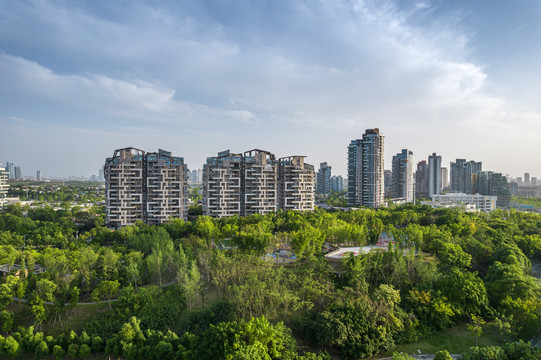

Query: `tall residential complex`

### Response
(104, 147, 189, 229)
(331, 175, 344, 193)
(347, 128, 385, 207)
(6, 162, 15, 180)
(415, 161, 429, 199)
(316, 162, 332, 195)
(450, 159, 482, 194)
(0, 165, 7, 210)
(474, 171, 511, 208)
(428, 153, 442, 197)
(203, 150, 314, 218)
(391, 149, 414, 202)
(441, 167, 449, 189)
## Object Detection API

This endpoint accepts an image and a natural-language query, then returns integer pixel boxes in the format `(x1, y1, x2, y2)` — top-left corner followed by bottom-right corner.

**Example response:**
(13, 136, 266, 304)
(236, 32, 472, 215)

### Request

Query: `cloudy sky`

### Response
(1, 0, 540, 178)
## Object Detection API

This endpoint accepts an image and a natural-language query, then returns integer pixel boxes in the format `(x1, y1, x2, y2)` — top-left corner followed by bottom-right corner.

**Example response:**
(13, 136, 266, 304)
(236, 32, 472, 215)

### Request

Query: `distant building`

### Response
(384, 170, 392, 198)
(391, 149, 414, 202)
(415, 161, 429, 199)
(524, 173, 530, 185)
(331, 175, 344, 193)
(104, 147, 189, 229)
(316, 162, 332, 195)
(347, 128, 385, 207)
(6, 162, 15, 180)
(0, 165, 7, 210)
(428, 153, 442, 196)
(441, 167, 449, 189)
(450, 159, 482, 194)
(98, 168, 104, 181)
(474, 171, 511, 208)
(36, 170, 42, 181)
(14, 166, 21, 180)
(431, 193, 497, 212)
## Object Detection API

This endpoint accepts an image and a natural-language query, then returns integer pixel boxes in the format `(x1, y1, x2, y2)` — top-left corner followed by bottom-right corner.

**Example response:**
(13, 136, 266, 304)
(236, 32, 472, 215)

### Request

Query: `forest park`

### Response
(0, 202, 540, 359)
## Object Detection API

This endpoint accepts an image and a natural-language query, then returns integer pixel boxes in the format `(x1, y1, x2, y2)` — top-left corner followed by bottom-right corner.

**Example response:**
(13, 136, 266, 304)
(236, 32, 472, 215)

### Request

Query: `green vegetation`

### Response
(1, 184, 541, 359)
(512, 196, 541, 208)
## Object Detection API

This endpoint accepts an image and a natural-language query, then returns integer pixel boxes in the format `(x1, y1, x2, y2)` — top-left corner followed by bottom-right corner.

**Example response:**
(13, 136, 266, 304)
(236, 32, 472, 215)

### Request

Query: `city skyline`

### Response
(1, 1, 541, 178)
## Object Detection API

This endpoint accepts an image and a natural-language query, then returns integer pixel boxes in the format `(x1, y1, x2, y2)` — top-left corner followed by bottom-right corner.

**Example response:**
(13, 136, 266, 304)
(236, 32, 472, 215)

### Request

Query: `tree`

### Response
(91, 280, 120, 309)
(434, 350, 453, 360)
(467, 314, 485, 347)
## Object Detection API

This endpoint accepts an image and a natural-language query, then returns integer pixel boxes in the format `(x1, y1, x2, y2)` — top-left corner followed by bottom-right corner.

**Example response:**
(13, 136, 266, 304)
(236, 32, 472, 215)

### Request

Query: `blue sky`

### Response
(1, 0, 540, 178)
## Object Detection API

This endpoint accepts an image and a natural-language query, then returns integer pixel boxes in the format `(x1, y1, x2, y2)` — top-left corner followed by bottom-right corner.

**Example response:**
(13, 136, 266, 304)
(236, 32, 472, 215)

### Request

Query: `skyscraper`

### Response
(391, 149, 414, 202)
(14, 166, 21, 180)
(316, 162, 332, 195)
(347, 128, 385, 207)
(331, 175, 344, 193)
(415, 161, 429, 199)
(36, 170, 42, 181)
(6, 162, 15, 180)
(104, 147, 189, 229)
(450, 159, 482, 194)
(441, 167, 449, 189)
(428, 153, 442, 196)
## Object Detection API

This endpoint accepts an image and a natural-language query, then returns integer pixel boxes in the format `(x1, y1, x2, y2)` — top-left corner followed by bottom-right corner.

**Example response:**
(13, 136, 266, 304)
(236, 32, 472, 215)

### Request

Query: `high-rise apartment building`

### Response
(203, 150, 314, 217)
(450, 159, 482, 194)
(391, 149, 414, 202)
(474, 171, 511, 208)
(14, 166, 21, 180)
(6, 162, 15, 180)
(347, 128, 385, 207)
(524, 173, 530, 185)
(203, 150, 243, 218)
(277, 156, 315, 211)
(415, 161, 429, 199)
(104, 147, 189, 229)
(428, 153, 442, 197)
(243, 149, 277, 216)
(0, 165, 7, 210)
(441, 167, 449, 189)
(384, 170, 392, 198)
(331, 175, 344, 193)
(316, 162, 332, 195)
(36, 170, 42, 181)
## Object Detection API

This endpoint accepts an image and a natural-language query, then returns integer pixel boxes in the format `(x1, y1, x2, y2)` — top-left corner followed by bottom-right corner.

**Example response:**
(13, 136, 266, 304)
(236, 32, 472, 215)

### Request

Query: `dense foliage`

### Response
(1, 191, 541, 359)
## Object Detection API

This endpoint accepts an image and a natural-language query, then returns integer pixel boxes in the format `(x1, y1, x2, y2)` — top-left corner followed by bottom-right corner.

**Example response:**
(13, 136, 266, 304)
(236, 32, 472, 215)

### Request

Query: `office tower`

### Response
(14, 166, 21, 180)
(36, 170, 42, 181)
(243, 149, 277, 216)
(331, 175, 344, 193)
(524, 173, 530, 185)
(347, 128, 385, 207)
(415, 161, 429, 199)
(428, 153, 442, 196)
(450, 159, 482, 194)
(203, 150, 314, 217)
(441, 167, 449, 189)
(0, 165, 7, 210)
(316, 162, 332, 195)
(6, 162, 15, 180)
(391, 149, 414, 202)
(104, 147, 188, 229)
(277, 156, 315, 211)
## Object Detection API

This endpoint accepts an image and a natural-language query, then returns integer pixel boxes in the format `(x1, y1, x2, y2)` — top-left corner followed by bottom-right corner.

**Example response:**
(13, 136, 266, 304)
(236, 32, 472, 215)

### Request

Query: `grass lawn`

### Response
(380, 322, 501, 357)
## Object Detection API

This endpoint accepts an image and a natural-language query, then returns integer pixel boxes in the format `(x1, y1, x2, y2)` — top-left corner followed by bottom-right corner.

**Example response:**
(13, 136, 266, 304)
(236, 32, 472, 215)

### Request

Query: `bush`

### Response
(35, 340, 49, 359)
(53, 344, 66, 359)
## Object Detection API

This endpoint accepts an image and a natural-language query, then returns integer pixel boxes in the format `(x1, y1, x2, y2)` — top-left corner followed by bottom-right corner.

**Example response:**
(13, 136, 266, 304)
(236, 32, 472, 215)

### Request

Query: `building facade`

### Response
(203, 150, 314, 218)
(474, 171, 511, 208)
(316, 162, 332, 195)
(450, 159, 482, 194)
(347, 128, 385, 207)
(0, 165, 7, 210)
(104, 147, 189, 229)
(331, 175, 344, 193)
(431, 193, 497, 212)
(415, 161, 429, 199)
(391, 149, 414, 202)
(428, 153, 442, 197)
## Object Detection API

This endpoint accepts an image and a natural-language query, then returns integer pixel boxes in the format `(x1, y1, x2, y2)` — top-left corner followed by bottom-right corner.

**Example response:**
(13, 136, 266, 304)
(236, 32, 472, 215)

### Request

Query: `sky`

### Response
(1, 0, 540, 179)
